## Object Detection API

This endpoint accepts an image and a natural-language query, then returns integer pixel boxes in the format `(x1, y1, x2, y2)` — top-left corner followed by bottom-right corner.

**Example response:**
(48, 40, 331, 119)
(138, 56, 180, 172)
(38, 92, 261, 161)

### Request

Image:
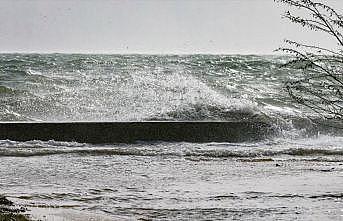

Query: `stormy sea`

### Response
(0, 54, 342, 220)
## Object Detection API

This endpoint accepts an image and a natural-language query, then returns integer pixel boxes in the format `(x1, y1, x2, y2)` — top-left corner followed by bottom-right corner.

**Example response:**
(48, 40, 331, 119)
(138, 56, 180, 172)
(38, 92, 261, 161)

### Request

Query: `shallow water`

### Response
(0, 137, 342, 220)
(0, 54, 343, 220)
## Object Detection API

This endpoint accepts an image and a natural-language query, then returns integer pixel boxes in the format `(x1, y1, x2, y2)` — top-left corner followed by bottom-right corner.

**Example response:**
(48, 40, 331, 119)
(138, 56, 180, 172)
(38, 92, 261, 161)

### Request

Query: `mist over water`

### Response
(1, 54, 343, 220)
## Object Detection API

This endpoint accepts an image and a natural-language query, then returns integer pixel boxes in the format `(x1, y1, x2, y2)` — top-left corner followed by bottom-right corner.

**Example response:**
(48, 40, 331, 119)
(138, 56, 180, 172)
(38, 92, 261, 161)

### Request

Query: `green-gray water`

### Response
(0, 54, 342, 220)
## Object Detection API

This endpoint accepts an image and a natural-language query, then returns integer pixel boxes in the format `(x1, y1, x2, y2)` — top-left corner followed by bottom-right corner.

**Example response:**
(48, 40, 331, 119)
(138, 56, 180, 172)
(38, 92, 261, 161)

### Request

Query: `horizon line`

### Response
(0, 51, 286, 56)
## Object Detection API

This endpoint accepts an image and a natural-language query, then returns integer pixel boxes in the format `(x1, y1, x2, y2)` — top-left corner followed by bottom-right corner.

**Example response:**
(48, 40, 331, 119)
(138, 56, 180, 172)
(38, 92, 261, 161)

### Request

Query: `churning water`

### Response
(0, 54, 342, 220)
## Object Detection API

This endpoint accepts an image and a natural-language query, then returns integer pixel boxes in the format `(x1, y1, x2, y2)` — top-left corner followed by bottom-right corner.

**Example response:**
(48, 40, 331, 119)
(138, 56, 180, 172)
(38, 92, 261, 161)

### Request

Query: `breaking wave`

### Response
(0, 54, 342, 139)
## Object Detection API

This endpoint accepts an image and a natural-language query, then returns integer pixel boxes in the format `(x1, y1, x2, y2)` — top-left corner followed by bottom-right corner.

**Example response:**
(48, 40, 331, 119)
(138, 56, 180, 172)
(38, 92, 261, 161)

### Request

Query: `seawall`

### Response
(0, 121, 274, 143)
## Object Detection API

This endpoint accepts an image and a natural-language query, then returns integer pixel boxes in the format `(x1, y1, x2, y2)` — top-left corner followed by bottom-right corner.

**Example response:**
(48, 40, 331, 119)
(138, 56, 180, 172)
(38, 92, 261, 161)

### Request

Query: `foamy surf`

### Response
(1, 134, 343, 159)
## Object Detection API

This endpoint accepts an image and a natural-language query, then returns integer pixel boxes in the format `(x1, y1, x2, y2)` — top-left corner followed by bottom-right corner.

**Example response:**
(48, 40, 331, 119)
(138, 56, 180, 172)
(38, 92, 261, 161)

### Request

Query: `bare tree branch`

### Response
(276, 0, 343, 120)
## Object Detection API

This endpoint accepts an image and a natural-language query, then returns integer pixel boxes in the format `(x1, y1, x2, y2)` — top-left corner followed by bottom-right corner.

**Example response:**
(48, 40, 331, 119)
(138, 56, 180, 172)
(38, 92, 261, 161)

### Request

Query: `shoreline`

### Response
(1, 196, 113, 221)
(0, 196, 30, 221)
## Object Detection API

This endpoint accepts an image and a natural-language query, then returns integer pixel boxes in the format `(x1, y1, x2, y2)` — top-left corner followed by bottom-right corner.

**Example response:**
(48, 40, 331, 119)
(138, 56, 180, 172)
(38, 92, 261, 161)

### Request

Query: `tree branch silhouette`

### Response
(275, 0, 343, 120)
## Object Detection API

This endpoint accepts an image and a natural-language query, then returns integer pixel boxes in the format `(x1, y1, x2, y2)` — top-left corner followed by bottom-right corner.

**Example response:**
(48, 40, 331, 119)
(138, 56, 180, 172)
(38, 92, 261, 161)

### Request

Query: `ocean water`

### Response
(0, 54, 342, 220)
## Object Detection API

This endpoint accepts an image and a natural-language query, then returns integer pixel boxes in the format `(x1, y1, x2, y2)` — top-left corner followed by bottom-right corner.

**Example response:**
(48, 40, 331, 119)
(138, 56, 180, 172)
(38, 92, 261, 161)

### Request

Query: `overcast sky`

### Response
(0, 0, 342, 54)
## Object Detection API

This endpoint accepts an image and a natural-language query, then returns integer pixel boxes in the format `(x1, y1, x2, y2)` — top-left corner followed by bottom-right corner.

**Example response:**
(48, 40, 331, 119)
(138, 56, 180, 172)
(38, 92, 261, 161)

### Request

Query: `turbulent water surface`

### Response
(0, 54, 342, 220)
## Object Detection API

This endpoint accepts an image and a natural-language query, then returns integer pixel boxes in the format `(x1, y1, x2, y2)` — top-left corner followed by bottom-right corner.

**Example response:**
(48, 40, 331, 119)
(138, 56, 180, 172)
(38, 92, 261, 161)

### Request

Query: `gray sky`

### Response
(0, 0, 342, 54)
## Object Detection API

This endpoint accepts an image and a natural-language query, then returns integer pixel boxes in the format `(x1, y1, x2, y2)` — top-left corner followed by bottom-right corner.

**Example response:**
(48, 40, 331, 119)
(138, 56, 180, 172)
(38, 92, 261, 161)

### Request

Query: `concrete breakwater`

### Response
(0, 121, 274, 144)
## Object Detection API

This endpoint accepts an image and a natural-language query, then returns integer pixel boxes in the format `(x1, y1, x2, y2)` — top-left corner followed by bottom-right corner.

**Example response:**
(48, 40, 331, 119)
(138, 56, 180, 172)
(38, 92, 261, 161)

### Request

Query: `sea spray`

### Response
(0, 54, 340, 138)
